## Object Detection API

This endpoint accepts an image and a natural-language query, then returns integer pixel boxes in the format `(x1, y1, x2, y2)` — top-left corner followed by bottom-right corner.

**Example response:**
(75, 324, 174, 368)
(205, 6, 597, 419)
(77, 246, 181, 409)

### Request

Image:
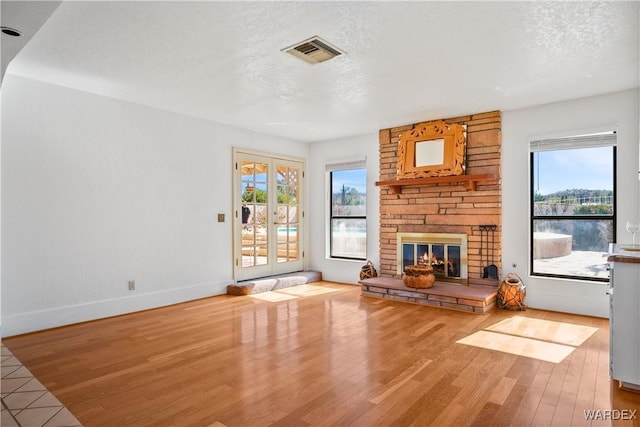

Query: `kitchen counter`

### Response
(607, 243, 640, 263)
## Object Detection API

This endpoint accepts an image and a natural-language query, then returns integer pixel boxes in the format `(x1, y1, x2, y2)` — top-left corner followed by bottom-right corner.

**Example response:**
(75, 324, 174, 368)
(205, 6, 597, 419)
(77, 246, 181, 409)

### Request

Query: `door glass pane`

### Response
(276, 164, 299, 263)
(417, 244, 428, 266)
(447, 246, 461, 278)
(275, 205, 288, 225)
(241, 161, 268, 267)
(402, 244, 413, 271)
(431, 244, 446, 278)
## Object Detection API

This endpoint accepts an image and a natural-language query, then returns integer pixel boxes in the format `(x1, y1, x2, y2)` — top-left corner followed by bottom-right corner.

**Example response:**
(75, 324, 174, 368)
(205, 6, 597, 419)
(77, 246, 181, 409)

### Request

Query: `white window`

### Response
(530, 132, 616, 281)
(326, 160, 367, 260)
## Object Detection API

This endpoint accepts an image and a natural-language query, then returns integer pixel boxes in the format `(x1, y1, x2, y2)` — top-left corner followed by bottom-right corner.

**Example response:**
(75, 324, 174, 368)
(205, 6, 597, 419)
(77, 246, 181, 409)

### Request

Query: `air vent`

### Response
(283, 36, 343, 64)
(1, 27, 21, 37)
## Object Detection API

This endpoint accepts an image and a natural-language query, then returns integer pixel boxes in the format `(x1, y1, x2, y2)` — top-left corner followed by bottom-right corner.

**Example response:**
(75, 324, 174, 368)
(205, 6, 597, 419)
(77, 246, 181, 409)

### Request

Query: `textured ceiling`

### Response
(2, 1, 639, 142)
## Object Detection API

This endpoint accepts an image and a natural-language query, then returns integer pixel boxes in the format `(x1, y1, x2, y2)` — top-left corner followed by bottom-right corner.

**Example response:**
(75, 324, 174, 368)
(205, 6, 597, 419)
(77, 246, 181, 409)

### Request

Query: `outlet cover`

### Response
(128, 280, 135, 291)
(217, 213, 225, 222)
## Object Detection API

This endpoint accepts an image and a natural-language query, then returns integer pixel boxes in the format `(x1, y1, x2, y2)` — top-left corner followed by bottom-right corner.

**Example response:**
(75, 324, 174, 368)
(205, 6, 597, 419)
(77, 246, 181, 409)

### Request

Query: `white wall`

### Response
(1, 75, 308, 336)
(0, 97, 2, 333)
(502, 89, 639, 318)
(307, 133, 380, 284)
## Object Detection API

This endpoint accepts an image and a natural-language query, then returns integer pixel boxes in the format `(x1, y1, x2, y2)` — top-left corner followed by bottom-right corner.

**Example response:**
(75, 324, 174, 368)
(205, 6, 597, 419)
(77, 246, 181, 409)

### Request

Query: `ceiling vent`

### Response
(1, 26, 21, 37)
(283, 36, 343, 64)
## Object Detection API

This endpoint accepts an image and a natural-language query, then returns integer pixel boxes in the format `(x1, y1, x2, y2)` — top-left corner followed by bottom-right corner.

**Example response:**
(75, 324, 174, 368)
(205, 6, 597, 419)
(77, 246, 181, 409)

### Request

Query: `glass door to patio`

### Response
(233, 150, 304, 281)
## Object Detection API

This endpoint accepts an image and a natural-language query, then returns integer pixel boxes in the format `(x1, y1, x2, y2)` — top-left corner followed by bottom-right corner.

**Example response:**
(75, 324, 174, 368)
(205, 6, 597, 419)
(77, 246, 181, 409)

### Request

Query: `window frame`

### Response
(326, 160, 367, 261)
(529, 134, 616, 282)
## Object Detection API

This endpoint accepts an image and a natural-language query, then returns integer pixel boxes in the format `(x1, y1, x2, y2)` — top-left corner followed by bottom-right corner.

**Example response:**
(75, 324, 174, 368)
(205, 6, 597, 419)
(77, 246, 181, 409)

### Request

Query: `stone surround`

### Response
(377, 111, 502, 283)
(360, 277, 497, 314)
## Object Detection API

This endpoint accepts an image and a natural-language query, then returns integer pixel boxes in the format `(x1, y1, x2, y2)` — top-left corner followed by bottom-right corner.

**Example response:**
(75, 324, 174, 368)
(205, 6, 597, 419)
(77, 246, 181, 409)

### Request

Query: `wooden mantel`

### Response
(375, 172, 497, 194)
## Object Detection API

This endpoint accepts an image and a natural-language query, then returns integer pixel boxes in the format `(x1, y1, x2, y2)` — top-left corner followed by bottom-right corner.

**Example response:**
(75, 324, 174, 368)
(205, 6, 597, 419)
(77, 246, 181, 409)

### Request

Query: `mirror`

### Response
(415, 139, 444, 166)
(397, 120, 466, 179)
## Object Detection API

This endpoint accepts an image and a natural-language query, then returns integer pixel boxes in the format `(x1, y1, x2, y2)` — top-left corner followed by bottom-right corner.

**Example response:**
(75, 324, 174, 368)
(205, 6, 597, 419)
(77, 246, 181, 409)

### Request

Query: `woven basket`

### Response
(402, 264, 436, 289)
(360, 260, 378, 280)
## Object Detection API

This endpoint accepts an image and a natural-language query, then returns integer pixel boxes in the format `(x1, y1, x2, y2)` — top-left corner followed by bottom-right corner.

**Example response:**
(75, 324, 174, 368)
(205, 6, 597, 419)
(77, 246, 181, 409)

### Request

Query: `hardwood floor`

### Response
(3, 282, 639, 426)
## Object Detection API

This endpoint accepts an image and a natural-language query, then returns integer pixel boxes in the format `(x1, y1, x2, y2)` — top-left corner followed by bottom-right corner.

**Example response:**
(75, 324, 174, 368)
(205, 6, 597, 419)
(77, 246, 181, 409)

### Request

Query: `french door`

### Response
(233, 150, 304, 281)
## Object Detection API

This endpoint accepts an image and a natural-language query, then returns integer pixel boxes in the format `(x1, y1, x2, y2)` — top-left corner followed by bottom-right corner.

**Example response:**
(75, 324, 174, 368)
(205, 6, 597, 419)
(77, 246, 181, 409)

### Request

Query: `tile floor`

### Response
(1, 342, 82, 427)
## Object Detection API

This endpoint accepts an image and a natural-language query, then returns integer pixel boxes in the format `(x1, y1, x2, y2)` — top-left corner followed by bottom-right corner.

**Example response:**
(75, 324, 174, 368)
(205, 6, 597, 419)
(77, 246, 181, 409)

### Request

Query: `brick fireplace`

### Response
(377, 111, 502, 286)
(360, 111, 501, 313)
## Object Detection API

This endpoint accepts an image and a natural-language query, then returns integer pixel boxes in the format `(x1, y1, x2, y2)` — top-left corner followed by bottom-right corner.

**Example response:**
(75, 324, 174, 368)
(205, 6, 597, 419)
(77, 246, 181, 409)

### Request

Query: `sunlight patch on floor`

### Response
(248, 292, 298, 302)
(248, 284, 341, 302)
(456, 330, 576, 363)
(485, 316, 598, 347)
(275, 284, 341, 297)
(456, 316, 599, 363)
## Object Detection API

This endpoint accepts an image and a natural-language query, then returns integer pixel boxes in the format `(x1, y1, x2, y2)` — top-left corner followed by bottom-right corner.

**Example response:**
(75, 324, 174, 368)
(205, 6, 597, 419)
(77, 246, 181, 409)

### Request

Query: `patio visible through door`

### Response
(233, 150, 304, 281)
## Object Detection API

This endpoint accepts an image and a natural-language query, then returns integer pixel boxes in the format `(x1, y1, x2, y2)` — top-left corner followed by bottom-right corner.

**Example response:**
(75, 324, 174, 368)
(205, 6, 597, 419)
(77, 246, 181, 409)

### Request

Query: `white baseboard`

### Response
(1, 281, 229, 338)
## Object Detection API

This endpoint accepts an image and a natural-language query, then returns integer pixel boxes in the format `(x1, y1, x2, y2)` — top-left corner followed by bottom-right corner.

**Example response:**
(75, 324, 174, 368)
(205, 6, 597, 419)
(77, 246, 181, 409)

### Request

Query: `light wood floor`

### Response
(3, 282, 640, 427)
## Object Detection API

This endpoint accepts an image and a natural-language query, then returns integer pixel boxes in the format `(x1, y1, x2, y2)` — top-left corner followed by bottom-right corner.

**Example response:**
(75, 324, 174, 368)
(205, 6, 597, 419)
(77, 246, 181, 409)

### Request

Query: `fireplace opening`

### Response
(397, 233, 468, 285)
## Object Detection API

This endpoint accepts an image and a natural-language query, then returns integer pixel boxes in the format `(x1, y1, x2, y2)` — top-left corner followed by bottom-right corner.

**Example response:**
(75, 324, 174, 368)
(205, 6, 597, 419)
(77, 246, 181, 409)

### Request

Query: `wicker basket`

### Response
(360, 260, 378, 280)
(402, 264, 436, 289)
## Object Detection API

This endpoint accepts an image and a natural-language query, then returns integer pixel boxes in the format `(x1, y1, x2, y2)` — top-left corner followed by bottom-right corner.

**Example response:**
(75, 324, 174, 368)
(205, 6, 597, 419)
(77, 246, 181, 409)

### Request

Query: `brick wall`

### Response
(378, 111, 502, 284)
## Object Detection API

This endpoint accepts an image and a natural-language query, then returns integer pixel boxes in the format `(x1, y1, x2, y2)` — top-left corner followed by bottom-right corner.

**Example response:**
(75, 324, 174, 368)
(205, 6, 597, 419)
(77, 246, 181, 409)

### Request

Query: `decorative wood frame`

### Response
(397, 120, 466, 179)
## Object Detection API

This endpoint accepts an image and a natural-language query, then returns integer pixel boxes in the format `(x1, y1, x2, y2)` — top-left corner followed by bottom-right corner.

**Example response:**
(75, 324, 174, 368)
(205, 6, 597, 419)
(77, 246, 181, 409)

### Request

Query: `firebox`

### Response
(397, 233, 468, 285)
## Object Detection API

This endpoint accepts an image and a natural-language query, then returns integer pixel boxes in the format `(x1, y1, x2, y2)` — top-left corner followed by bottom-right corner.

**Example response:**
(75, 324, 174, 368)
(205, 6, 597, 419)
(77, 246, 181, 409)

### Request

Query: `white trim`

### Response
(1, 280, 229, 338)
(325, 170, 332, 259)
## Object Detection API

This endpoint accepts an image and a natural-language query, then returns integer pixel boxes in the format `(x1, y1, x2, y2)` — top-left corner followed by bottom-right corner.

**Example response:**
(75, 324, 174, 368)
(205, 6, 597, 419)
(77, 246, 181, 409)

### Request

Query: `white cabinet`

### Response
(608, 256, 640, 390)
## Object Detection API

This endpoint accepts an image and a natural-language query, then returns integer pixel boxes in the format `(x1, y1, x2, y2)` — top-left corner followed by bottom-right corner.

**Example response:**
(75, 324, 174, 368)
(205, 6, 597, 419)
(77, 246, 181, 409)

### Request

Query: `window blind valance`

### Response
(530, 131, 616, 152)
(325, 158, 366, 172)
